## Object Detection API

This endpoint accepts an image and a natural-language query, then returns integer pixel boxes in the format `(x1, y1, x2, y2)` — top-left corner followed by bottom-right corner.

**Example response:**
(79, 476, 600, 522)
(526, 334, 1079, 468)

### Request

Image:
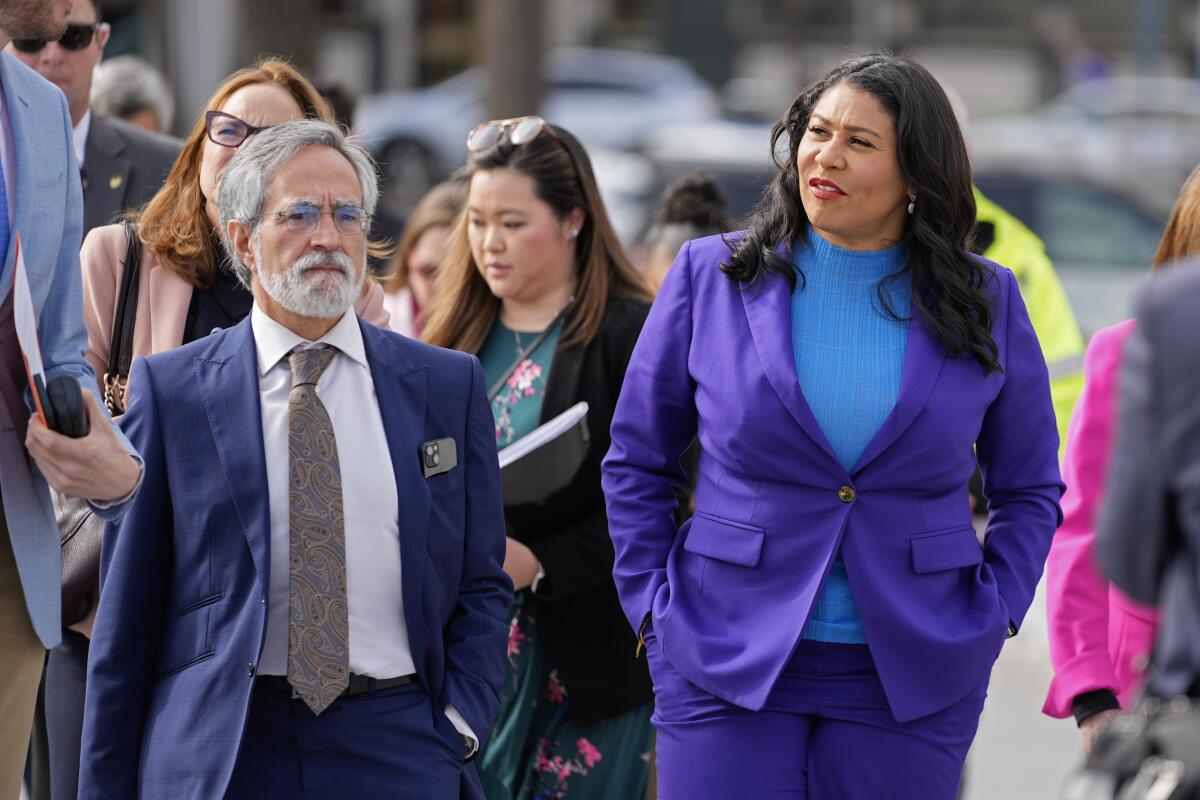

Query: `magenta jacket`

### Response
(1043, 319, 1159, 717)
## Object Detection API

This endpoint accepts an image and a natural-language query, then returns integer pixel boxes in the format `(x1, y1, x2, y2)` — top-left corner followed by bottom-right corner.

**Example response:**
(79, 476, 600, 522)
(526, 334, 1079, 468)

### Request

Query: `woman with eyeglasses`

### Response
(423, 118, 660, 799)
(63, 55, 388, 791)
(81, 59, 387, 400)
(80, 58, 387, 416)
(383, 179, 466, 338)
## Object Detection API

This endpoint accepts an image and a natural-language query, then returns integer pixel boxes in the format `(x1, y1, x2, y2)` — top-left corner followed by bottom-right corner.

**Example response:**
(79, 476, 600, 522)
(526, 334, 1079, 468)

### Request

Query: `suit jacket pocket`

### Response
(910, 526, 983, 573)
(684, 512, 765, 568)
(154, 649, 215, 682)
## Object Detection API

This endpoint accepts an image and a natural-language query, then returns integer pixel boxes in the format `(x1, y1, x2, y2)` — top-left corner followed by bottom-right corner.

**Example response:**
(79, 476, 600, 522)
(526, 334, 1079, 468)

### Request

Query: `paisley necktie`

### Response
(285, 344, 349, 715)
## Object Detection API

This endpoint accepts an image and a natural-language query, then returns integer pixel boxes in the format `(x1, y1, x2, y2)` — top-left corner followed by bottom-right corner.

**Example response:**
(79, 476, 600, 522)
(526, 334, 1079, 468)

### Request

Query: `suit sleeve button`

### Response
(838, 486, 856, 503)
(247, 662, 255, 677)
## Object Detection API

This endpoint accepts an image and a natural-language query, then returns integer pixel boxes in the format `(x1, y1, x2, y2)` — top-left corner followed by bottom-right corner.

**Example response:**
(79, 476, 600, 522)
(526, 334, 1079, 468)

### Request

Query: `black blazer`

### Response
(82, 113, 181, 235)
(501, 297, 655, 724)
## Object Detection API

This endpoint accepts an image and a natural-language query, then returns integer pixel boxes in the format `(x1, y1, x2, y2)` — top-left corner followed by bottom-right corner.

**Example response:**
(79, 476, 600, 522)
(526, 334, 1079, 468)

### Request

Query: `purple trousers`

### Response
(647, 634, 988, 799)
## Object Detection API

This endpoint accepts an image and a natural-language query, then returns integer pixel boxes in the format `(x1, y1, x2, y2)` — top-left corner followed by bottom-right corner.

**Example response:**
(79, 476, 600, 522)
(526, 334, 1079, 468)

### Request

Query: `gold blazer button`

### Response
(838, 485, 856, 503)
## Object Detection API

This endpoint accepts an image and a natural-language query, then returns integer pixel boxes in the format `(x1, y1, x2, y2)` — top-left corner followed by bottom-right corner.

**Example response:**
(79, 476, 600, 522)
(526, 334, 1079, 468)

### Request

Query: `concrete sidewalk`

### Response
(964, 578, 1082, 800)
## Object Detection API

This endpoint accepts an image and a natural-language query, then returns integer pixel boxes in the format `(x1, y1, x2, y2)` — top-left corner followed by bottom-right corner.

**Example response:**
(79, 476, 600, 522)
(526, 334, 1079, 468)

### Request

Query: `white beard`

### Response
(255, 246, 364, 320)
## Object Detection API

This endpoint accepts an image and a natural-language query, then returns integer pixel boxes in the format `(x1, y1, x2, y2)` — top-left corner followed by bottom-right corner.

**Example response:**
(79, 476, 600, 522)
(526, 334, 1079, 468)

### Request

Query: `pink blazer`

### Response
(80, 222, 390, 393)
(1043, 319, 1159, 717)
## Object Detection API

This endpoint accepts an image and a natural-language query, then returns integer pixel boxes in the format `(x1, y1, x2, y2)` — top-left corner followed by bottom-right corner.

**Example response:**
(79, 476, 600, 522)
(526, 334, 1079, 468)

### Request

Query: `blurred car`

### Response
(354, 47, 720, 212)
(974, 169, 1167, 337)
(969, 76, 1200, 209)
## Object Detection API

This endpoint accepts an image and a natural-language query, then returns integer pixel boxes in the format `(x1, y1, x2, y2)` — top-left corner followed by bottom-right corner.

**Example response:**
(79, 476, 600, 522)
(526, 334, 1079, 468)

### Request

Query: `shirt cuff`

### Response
(1072, 689, 1121, 726)
(89, 454, 145, 509)
(444, 704, 478, 758)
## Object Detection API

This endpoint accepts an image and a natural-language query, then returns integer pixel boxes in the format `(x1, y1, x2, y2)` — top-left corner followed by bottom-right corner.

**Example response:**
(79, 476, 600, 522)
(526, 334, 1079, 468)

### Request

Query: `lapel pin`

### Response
(109, 174, 123, 190)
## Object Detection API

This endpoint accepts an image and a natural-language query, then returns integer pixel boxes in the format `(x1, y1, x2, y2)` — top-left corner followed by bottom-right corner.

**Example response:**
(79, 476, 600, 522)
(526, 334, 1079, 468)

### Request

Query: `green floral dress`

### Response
(477, 319, 655, 800)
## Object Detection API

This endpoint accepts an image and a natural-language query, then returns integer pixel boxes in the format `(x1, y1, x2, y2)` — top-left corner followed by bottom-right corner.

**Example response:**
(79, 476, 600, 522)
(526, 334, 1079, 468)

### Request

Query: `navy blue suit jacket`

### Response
(79, 315, 511, 798)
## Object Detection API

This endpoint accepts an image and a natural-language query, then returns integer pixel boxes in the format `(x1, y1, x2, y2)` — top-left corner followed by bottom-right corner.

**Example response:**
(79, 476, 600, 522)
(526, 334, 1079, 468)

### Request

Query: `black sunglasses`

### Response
(12, 22, 102, 53)
(205, 110, 271, 149)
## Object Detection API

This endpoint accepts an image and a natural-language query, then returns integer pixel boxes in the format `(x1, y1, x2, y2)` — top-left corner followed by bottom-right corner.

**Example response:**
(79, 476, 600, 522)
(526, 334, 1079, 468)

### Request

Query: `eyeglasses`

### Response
(273, 203, 371, 236)
(205, 110, 271, 149)
(11, 22, 102, 52)
(466, 115, 560, 152)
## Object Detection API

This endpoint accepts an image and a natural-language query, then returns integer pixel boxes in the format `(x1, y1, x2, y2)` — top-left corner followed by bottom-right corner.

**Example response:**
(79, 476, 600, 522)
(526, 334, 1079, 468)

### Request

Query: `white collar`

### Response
(73, 108, 91, 169)
(250, 303, 368, 377)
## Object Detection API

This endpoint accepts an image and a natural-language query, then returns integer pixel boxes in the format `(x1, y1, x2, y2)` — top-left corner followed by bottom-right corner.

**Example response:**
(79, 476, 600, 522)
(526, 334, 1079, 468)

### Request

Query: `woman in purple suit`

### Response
(601, 54, 1064, 798)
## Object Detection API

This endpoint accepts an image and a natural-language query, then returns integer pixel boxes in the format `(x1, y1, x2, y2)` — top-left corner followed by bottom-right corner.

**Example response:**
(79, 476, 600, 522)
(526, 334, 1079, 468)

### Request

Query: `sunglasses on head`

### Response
(11, 22, 101, 53)
(466, 115, 561, 153)
(205, 110, 272, 149)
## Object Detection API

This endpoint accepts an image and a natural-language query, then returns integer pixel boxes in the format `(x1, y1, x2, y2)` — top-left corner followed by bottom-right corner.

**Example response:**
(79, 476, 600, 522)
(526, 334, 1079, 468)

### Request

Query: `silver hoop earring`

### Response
(907, 196, 916, 215)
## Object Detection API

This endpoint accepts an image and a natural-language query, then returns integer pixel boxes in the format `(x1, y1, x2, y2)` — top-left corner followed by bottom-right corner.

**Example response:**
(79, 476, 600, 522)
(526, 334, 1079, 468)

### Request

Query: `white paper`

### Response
(498, 401, 589, 470)
(12, 232, 45, 378)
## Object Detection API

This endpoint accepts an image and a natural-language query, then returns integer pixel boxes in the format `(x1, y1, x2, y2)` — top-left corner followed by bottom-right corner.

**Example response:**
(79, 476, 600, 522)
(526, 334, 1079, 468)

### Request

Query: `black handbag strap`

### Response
(103, 220, 142, 414)
(486, 302, 573, 402)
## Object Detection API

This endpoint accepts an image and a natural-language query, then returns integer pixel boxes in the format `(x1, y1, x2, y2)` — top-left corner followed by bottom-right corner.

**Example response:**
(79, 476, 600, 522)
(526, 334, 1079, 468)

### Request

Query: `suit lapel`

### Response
(741, 271, 843, 468)
(360, 321, 430, 620)
(851, 311, 946, 474)
(540, 339, 583, 423)
(194, 317, 271, 593)
(82, 117, 132, 233)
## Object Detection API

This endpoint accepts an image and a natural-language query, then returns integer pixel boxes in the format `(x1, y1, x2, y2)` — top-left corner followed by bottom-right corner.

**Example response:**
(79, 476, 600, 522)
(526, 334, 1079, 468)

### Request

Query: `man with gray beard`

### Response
(79, 120, 511, 799)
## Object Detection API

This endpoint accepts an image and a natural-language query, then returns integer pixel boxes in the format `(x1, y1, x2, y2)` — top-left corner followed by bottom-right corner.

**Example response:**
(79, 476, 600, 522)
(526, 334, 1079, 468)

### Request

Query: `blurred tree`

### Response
(480, 0, 544, 120)
(660, 0, 733, 88)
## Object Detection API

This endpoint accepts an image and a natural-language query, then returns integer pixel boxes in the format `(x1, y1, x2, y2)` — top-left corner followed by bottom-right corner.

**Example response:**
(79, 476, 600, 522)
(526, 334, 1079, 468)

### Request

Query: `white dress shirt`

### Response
(253, 304, 411, 678)
(250, 305, 475, 749)
(73, 108, 90, 170)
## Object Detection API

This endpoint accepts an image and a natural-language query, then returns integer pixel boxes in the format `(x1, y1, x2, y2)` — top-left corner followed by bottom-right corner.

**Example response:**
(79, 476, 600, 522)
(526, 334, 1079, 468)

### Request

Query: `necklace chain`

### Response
(510, 296, 573, 361)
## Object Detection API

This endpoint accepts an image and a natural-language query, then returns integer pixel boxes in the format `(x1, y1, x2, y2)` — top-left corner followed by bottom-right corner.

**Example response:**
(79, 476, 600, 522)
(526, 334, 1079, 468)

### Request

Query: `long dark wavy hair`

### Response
(724, 53, 1001, 373)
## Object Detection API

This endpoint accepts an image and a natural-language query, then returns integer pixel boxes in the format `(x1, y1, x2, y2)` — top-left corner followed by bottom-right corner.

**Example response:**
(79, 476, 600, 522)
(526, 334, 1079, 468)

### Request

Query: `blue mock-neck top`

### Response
(791, 227, 912, 644)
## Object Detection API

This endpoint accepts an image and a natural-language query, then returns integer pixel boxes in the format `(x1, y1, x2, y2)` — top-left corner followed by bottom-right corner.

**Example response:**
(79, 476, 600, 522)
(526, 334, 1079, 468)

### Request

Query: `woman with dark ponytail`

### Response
(642, 170, 732, 292)
(602, 53, 1063, 798)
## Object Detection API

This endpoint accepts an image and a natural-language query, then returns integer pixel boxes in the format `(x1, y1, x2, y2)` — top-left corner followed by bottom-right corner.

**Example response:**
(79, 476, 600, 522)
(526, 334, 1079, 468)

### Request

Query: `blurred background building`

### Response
(102, 0, 1200, 128)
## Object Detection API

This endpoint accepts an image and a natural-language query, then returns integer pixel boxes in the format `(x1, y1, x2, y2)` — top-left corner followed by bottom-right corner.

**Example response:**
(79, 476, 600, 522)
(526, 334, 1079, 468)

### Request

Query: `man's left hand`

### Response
(26, 389, 140, 502)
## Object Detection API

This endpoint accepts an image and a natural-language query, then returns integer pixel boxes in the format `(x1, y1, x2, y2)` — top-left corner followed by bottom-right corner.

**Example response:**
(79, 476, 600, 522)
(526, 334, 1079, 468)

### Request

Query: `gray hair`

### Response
(91, 55, 175, 132)
(218, 119, 380, 286)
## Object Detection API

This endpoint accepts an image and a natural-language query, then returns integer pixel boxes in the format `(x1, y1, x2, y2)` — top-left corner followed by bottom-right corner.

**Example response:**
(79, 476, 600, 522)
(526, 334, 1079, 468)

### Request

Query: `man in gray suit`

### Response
(0, 0, 142, 795)
(7, 0, 179, 235)
(1099, 262, 1200, 702)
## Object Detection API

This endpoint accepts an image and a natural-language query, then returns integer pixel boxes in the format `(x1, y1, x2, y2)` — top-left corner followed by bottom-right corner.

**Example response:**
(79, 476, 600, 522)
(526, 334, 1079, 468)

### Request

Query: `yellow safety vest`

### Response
(975, 187, 1084, 458)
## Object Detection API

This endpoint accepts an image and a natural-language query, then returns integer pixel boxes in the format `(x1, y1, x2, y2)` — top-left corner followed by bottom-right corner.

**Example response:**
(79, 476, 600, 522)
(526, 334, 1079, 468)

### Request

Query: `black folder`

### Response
(499, 402, 590, 506)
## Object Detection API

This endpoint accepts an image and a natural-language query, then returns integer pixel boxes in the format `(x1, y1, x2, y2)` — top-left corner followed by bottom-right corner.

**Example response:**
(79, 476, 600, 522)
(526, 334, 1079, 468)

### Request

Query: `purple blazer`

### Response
(602, 233, 1064, 723)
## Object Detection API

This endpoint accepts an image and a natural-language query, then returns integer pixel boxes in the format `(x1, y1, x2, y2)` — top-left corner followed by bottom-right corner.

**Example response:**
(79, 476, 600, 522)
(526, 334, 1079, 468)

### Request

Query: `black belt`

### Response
(256, 672, 418, 699)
